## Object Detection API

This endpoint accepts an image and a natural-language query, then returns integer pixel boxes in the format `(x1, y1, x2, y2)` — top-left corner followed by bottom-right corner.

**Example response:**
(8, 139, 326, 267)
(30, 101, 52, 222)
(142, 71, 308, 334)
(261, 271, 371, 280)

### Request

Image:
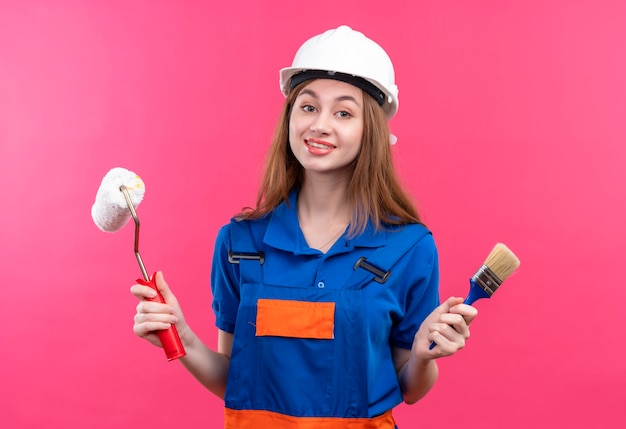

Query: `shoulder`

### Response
(386, 223, 434, 247)
(386, 223, 438, 268)
(215, 215, 272, 248)
(403, 223, 437, 255)
(396, 222, 431, 236)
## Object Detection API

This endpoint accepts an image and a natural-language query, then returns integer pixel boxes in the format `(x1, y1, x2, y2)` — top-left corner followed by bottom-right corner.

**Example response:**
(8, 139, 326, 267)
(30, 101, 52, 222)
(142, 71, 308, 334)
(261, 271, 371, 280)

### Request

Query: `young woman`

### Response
(131, 26, 477, 429)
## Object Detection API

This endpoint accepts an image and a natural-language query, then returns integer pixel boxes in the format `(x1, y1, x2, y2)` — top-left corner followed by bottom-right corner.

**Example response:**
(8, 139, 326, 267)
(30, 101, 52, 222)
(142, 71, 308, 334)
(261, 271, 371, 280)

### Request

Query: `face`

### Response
(289, 79, 364, 179)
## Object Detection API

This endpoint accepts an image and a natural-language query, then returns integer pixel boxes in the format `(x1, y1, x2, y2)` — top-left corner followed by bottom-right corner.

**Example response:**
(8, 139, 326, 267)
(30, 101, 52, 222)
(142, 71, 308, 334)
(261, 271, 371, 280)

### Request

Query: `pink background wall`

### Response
(1, 1, 624, 428)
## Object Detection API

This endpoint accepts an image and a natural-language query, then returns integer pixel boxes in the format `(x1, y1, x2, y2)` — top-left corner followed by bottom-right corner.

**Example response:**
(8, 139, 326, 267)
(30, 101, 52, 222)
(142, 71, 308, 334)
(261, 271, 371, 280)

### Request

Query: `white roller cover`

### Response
(91, 167, 145, 232)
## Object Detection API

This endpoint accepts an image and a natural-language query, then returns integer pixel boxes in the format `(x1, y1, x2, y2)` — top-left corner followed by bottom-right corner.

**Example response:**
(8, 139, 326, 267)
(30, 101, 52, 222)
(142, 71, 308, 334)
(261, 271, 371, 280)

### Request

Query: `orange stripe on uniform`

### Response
(256, 299, 335, 339)
(224, 408, 396, 429)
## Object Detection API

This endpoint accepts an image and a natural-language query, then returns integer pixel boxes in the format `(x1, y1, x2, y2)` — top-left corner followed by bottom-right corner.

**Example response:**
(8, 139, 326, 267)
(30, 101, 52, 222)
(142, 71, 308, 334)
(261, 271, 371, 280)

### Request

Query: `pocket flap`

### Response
(256, 299, 335, 339)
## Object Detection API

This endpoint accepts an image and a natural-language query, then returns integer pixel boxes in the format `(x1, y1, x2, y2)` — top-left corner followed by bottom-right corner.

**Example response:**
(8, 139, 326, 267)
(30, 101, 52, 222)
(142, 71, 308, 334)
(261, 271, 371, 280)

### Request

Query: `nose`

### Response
(310, 113, 331, 135)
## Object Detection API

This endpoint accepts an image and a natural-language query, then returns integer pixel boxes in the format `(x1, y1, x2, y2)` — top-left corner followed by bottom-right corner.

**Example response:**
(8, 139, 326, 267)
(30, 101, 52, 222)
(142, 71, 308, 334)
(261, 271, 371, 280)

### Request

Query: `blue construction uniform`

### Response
(211, 191, 440, 428)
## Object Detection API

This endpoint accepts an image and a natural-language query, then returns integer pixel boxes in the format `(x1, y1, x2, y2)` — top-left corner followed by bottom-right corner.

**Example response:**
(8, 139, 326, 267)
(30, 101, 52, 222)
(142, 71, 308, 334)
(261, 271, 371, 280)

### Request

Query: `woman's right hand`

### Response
(130, 271, 187, 348)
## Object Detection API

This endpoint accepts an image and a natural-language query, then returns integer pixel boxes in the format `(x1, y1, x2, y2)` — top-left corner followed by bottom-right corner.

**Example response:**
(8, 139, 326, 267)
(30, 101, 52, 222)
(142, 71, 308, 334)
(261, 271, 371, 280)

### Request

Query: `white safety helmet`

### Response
(280, 25, 399, 119)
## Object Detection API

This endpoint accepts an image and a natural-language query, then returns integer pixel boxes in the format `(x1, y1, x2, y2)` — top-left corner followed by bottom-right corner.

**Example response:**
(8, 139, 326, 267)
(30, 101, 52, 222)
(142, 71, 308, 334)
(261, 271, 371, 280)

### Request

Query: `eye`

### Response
(302, 104, 316, 113)
(336, 110, 352, 119)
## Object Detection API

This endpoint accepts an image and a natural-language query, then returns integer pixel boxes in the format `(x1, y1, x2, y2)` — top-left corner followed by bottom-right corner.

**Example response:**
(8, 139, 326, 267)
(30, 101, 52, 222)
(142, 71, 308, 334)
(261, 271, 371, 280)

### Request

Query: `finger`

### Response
(442, 296, 465, 310)
(133, 319, 172, 339)
(430, 319, 464, 341)
(433, 296, 464, 320)
(428, 330, 454, 354)
(430, 324, 468, 352)
(133, 327, 161, 345)
(449, 303, 479, 326)
(439, 313, 467, 332)
(154, 271, 178, 305)
(130, 284, 158, 300)
(429, 311, 471, 347)
(429, 330, 465, 355)
(134, 311, 178, 327)
(135, 299, 176, 316)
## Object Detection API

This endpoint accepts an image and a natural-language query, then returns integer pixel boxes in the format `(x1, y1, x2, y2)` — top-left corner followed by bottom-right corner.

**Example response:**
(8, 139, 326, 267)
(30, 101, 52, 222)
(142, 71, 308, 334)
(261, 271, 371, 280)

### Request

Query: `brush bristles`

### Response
(483, 243, 520, 283)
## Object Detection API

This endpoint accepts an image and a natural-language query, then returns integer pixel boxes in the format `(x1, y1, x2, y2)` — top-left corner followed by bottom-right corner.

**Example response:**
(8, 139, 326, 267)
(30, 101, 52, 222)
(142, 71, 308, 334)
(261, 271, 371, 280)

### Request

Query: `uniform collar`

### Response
(263, 190, 387, 255)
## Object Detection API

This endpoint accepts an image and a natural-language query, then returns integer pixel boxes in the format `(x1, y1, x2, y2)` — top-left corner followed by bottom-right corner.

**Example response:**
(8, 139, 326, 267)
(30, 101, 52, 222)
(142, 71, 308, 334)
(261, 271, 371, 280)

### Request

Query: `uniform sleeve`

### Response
(389, 232, 440, 350)
(210, 223, 240, 333)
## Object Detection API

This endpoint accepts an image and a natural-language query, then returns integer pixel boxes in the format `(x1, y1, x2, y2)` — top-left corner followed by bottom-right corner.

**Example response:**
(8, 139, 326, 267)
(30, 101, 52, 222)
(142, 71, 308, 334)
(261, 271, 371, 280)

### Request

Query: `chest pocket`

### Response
(256, 298, 336, 339)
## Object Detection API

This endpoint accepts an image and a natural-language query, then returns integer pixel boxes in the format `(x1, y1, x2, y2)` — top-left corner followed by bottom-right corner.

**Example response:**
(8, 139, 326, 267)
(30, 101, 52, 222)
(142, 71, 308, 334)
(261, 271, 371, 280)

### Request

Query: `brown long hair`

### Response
(237, 80, 422, 236)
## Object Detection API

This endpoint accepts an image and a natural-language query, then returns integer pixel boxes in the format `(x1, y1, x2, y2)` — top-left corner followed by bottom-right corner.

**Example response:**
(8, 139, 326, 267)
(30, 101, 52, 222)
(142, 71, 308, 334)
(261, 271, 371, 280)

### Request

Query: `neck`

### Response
(297, 179, 352, 253)
(297, 179, 351, 225)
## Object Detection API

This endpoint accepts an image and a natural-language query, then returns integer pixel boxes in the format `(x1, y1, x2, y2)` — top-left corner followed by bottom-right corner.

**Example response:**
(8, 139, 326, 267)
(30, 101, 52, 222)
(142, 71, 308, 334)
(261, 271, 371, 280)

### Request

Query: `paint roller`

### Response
(91, 167, 185, 361)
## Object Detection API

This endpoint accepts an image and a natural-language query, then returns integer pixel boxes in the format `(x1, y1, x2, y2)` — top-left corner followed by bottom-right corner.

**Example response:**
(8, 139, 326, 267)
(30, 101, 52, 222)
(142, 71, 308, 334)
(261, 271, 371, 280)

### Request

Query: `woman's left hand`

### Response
(414, 296, 479, 359)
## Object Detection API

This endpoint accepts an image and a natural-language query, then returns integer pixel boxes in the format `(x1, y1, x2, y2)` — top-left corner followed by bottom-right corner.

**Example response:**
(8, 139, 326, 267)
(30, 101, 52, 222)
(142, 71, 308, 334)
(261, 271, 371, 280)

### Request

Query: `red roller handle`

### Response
(137, 275, 186, 361)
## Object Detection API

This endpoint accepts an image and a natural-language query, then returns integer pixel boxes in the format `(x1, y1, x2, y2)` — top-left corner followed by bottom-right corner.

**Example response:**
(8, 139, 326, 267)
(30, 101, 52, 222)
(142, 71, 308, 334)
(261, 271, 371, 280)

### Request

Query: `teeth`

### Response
(307, 140, 332, 149)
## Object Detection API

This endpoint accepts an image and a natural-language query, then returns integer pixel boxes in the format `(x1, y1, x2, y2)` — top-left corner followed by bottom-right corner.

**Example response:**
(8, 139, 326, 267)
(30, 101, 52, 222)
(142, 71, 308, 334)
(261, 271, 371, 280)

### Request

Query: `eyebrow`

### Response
(298, 88, 361, 106)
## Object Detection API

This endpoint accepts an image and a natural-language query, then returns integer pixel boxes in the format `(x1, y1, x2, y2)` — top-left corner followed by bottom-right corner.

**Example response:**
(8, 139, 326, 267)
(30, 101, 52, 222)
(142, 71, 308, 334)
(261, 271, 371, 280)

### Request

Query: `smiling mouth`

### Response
(306, 139, 335, 149)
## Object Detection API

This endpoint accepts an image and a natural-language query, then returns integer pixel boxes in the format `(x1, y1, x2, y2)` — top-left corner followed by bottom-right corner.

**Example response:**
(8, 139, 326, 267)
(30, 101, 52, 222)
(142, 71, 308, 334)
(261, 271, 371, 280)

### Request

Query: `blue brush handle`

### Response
(429, 278, 490, 350)
(463, 278, 491, 305)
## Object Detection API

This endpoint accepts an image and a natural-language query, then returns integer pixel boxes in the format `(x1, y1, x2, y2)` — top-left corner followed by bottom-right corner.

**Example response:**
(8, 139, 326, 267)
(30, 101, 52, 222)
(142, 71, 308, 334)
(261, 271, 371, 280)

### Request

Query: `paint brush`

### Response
(430, 243, 520, 349)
